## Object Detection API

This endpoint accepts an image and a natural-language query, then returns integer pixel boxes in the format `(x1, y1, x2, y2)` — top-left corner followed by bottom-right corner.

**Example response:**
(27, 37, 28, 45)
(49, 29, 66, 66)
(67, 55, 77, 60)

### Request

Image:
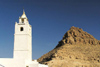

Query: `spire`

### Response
(23, 8, 25, 14)
(21, 9, 27, 18)
(19, 9, 29, 24)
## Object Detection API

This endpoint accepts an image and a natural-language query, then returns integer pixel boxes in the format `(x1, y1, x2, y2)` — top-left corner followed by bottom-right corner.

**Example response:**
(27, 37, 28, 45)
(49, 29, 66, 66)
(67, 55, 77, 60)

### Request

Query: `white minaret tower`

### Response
(0, 10, 48, 67)
(14, 10, 32, 61)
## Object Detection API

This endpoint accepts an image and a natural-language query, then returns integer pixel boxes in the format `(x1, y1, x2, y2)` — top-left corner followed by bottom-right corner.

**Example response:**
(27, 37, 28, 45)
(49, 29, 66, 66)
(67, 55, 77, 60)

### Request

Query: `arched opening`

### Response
(20, 27, 24, 31)
(22, 19, 24, 23)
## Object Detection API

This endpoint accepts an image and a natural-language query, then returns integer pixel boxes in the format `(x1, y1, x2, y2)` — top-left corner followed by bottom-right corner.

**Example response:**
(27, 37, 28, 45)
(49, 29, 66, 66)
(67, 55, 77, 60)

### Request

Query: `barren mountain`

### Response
(38, 26, 100, 67)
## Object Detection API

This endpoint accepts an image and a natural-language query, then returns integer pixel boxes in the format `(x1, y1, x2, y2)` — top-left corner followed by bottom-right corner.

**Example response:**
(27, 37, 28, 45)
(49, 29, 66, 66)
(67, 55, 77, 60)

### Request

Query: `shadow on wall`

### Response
(0, 64, 4, 67)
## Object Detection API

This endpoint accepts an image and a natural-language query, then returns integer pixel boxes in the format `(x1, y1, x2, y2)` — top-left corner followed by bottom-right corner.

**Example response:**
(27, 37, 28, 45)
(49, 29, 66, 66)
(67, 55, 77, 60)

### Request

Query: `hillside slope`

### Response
(38, 26, 100, 67)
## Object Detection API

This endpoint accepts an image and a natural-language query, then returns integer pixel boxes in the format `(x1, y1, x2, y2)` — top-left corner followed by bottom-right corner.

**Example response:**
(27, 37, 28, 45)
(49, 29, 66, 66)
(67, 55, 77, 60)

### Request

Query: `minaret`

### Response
(14, 10, 32, 61)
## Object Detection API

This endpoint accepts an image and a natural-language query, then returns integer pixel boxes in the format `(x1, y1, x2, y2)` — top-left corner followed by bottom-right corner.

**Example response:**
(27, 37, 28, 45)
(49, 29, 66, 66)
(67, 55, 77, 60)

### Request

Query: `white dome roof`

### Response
(21, 10, 27, 18)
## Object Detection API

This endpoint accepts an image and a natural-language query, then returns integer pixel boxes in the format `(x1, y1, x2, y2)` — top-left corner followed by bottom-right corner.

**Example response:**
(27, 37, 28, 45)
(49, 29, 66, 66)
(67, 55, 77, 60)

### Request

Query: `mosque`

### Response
(0, 10, 48, 67)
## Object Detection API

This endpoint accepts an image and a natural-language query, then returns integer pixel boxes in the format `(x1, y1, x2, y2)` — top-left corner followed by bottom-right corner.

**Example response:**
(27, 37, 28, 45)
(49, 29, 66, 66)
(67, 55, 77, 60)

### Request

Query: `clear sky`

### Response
(0, 0, 100, 59)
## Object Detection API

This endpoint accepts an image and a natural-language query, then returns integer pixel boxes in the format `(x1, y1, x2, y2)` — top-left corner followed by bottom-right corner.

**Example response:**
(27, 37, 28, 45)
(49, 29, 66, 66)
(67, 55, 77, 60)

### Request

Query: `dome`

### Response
(21, 10, 27, 18)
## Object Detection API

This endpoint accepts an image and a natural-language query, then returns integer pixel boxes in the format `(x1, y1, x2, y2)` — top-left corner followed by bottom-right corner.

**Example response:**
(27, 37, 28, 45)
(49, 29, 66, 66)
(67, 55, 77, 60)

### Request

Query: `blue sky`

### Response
(0, 0, 100, 59)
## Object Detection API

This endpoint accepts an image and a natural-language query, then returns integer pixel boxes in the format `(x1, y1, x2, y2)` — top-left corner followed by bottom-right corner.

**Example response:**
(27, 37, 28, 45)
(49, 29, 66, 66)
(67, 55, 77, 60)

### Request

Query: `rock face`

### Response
(37, 26, 100, 67)
(56, 26, 100, 48)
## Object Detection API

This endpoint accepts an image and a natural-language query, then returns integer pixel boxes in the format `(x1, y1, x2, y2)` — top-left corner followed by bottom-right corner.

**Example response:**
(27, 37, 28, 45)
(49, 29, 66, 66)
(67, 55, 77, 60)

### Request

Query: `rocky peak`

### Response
(56, 26, 100, 48)
(38, 26, 100, 67)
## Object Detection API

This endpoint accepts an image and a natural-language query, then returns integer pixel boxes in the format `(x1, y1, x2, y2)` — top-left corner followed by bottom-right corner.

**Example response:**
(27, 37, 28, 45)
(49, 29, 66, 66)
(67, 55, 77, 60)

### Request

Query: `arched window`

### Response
(20, 27, 24, 31)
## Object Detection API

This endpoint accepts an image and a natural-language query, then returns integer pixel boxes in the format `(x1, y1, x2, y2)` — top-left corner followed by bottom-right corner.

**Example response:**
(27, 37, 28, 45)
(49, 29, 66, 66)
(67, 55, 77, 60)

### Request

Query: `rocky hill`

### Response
(37, 26, 100, 67)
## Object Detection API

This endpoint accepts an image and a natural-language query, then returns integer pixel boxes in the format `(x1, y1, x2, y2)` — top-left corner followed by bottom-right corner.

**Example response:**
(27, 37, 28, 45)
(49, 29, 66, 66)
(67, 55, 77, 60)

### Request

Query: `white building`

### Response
(0, 10, 48, 67)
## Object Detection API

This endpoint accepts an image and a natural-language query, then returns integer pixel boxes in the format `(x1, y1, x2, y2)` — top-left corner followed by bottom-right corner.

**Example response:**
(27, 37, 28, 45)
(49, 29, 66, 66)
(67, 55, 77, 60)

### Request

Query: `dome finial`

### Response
(23, 8, 25, 14)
